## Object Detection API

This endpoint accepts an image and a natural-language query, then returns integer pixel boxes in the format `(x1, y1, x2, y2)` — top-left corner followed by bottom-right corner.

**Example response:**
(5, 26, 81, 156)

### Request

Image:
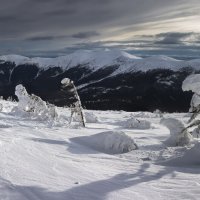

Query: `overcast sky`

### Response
(0, 0, 200, 58)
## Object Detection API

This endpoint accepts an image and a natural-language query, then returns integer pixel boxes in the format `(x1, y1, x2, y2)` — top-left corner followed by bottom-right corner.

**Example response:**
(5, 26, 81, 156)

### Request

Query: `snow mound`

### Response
(121, 118, 151, 129)
(160, 118, 193, 146)
(182, 74, 200, 95)
(71, 131, 138, 154)
(133, 111, 161, 118)
(162, 143, 200, 166)
(85, 112, 99, 123)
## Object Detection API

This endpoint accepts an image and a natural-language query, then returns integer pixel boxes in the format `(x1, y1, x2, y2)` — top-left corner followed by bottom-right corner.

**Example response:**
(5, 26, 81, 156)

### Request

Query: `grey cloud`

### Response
(0, 0, 196, 39)
(155, 32, 194, 44)
(26, 35, 67, 41)
(72, 31, 100, 39)
(0, 0, 200, 56)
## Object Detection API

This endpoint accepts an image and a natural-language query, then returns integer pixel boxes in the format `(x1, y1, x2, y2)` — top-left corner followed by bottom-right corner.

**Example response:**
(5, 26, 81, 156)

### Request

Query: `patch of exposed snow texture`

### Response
(160, 118, 193, 146)
(71, 131, 138, 154)
(162, 142, 200, 166)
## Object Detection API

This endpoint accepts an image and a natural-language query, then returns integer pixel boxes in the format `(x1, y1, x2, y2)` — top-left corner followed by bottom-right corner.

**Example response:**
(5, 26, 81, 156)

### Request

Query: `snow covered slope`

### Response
(0, 99, 200, 200)
(1, 49, 200, 73)
(0, 50, 141, 71)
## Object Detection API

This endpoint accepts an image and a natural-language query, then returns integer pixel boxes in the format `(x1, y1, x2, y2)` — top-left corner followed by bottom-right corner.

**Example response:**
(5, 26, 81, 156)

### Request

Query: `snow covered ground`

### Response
(0, 99, 200, 200)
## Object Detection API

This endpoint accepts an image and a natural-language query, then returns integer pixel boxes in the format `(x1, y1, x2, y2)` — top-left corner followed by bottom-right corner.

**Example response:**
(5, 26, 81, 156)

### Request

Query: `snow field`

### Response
(0, 100, 200, 199)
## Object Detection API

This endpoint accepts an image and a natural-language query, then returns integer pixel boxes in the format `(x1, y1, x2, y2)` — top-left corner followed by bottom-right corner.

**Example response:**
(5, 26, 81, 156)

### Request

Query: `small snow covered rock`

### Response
(122, 118, 151, 129)
(133, 112, 160, 118)
(71, 131, 138, 154)
(85, 112, 99, 123)
(160, 118, 193, 146)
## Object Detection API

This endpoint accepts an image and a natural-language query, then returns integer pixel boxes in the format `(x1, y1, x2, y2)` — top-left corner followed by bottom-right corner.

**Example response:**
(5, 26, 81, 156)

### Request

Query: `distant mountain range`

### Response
(0, 50, 199, 112)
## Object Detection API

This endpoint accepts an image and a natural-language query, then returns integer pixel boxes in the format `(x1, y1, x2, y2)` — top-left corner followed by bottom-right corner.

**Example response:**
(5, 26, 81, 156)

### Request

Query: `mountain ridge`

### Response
(0, 50, 199, 112)
(1, 50, 200, 74)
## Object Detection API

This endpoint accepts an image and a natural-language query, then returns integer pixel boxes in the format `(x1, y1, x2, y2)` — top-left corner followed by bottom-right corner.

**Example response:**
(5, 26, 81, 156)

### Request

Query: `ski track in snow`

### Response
(0, 100, 200, 200)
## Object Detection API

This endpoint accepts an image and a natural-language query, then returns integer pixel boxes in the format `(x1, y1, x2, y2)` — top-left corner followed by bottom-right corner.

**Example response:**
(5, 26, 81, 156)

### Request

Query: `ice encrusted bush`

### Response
(121, 117, 151, 129)
(160, 118, 193, 146)
(71, 131, 138, 154)
(84, 112, 99, 123)
(191, 127, 200, 138)
(0, 103, 3, 112)
(182, 74, 200, 112)
(12, 84, 58, 121)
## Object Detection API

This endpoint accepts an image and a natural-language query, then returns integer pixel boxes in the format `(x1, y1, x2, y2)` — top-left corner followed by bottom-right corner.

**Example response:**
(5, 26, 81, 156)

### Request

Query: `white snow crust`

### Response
(0, 100, 200, 200)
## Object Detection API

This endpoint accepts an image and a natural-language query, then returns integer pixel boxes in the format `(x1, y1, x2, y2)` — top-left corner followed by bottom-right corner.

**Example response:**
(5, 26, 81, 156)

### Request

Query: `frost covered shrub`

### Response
(191, 128, 200, 138)
(85, 112, 99, 123)
(160, 118, 193, 146)
(61, 78, 85, 127)
(13, 84, 58, 121)
(122, 117, 151, 129)
(182, 74, 200, 112)
(182, 74, 200, 136)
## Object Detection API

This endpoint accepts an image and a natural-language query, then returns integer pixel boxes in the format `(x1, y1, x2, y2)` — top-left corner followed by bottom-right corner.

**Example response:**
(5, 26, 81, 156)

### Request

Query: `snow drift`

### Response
(121, 117, 151, 129)
(162, 142, 200, 166)
(160, 118, 193, 146)
(70, 131, 138, 154)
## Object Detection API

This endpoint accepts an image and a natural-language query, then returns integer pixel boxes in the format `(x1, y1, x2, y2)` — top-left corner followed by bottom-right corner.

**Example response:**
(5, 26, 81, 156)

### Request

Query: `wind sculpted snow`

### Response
(0, 101, 200, 200)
